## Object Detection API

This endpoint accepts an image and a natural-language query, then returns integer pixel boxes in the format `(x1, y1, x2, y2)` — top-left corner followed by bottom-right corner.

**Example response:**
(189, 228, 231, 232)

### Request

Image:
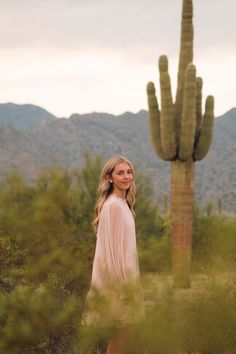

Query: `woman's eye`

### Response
(117, 170, 133, 175)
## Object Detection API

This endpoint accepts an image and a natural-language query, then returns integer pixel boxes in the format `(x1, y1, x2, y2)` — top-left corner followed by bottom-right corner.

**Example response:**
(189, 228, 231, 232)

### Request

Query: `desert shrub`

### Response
(193, 204, 236, 272)
(0, 154, 101, 353)
(76, 273, 236, 354)
(138, 214, 171, 273)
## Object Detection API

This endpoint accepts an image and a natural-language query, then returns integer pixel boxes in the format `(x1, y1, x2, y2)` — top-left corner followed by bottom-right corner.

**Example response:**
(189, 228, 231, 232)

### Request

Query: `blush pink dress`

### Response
(81, 193, 145, 328)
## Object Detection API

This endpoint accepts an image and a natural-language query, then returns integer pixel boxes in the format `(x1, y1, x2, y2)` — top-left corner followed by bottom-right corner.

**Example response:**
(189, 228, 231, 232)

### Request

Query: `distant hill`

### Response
(0, 103, 56, 130)
(0, 103, 235, 213)
(0, 124, 51, 180)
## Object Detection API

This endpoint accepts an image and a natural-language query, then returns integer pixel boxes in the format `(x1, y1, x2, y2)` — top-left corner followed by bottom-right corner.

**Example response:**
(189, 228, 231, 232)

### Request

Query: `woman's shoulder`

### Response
(102, 194, 127, 211)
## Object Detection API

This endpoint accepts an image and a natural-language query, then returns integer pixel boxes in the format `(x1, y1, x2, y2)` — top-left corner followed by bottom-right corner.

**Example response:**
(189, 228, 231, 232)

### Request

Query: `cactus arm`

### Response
(159, 55, 176, 160)
(193, 96, 214, 161)
(194, 77, 203, 143)
(146, 82, 166, 160)
(175, 0, 194, 138)
(179, 64, 196, 161)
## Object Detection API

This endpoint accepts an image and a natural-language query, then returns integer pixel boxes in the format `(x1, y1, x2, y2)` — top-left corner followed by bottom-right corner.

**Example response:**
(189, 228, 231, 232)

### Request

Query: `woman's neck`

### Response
(112, 188, 126, 200)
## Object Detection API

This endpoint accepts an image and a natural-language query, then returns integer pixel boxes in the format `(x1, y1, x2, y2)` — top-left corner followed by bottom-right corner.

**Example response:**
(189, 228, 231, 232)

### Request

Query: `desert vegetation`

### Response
(0, 154, 235, 353)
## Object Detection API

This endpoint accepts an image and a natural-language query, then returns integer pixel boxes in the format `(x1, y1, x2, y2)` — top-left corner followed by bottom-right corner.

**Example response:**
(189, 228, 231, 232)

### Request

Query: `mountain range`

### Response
(0, 102, 235, 213)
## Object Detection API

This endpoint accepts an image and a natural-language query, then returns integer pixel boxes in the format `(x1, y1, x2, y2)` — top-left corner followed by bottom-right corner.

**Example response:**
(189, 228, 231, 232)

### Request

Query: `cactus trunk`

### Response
(171, 159, 195, 287)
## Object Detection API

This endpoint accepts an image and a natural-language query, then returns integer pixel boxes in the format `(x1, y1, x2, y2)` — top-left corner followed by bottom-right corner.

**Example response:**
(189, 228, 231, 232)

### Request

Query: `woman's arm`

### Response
(103, 201, 131, 283)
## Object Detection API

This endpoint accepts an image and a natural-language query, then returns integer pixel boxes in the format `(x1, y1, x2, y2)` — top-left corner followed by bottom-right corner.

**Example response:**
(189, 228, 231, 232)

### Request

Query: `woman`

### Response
(81, 156, 145, 354)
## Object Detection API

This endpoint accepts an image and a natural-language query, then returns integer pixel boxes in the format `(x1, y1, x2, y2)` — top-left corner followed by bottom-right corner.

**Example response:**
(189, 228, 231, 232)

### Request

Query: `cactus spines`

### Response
(175, 0, 194, 134)
(147, 82, 165, 159)
(179, 64, 196, 161)
(195, 77, 203, 141)
(159, 56, 176, 160)
(194, 95, 214, 161)
(146, 0, 215, 287)
(171, 159, 195, 287)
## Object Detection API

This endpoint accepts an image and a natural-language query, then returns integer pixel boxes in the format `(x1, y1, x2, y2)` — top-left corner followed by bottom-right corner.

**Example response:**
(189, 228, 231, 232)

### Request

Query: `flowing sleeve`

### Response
(101, 201, 134, 284)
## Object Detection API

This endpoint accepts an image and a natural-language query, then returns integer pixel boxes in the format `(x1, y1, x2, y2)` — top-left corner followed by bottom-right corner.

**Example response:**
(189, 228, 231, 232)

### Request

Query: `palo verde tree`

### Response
(146, 0, 214, 287)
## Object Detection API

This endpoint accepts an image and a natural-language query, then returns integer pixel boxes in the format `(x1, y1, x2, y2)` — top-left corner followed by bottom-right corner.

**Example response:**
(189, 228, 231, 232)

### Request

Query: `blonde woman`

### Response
(82, 156, 145, 354)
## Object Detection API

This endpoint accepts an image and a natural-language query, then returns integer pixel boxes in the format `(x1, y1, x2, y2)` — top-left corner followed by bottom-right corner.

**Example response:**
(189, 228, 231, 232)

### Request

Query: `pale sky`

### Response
(0, 0, 235, 117)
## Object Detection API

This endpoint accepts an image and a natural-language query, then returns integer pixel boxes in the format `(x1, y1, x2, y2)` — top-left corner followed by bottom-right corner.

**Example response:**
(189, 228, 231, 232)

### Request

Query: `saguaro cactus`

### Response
(147, 0, 214, 287)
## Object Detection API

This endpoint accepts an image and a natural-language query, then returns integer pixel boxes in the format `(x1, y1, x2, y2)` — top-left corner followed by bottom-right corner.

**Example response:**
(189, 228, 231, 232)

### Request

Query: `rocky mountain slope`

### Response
(0, 103, 235, 212)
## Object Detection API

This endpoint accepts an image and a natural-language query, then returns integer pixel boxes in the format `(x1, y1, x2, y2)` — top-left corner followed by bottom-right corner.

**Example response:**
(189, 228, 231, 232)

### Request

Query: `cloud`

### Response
(2, 0, 235, 56)
(0, 0, 235, 116)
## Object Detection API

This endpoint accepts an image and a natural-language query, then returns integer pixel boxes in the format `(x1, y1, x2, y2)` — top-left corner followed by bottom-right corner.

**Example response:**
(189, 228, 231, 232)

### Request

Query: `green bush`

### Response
(193, 204, 236, 272)
(138, 214, 172, 273)
(0, 154, 101, 353)
(76, 273, 236, 354)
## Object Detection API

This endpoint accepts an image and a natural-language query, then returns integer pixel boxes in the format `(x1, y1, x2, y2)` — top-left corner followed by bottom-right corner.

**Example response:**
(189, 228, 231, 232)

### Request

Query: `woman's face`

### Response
(110, 162, 134, 192)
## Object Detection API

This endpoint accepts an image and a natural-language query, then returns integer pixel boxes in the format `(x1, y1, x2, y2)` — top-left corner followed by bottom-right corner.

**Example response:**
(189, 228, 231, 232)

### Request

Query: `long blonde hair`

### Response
(92, 156, 136, 233)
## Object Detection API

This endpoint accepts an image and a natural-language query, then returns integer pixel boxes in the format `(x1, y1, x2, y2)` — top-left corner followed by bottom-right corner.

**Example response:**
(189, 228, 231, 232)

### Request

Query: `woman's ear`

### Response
(106, 175, 112, 183)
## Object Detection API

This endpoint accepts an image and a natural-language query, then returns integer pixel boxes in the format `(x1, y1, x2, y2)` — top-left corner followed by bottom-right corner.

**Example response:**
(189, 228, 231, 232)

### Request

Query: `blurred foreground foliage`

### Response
(0, 152, 235, 353)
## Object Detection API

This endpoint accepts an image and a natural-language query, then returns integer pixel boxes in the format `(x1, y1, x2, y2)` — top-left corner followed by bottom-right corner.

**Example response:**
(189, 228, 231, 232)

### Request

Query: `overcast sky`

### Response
(0, 0, 235, 117)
